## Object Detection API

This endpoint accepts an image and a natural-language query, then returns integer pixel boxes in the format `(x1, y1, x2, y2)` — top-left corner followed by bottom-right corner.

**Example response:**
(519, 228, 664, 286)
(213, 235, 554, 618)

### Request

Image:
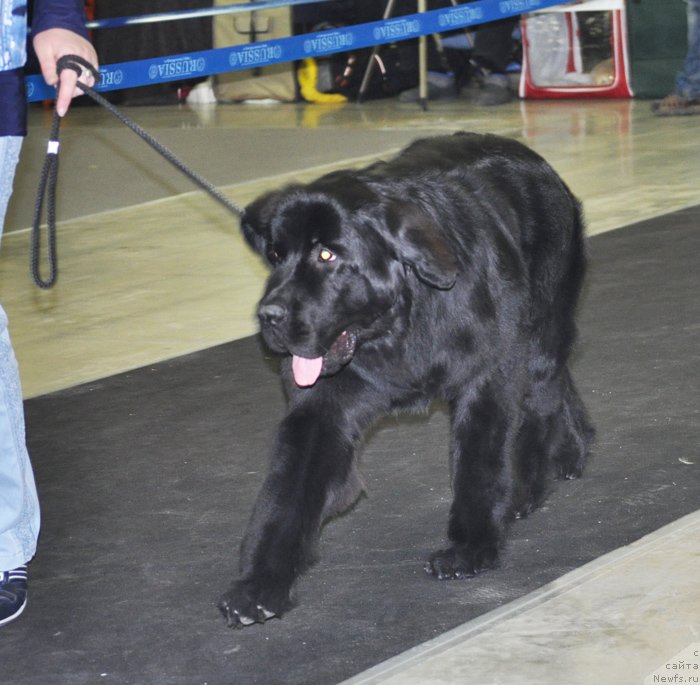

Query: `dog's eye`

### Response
(318, 247, 336, 263)
(267, 247, 281, 265)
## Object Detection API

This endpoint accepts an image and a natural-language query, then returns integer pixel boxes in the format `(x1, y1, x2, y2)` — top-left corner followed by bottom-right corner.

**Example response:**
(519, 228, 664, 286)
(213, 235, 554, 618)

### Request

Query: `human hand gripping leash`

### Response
(31, 54, 245, 289)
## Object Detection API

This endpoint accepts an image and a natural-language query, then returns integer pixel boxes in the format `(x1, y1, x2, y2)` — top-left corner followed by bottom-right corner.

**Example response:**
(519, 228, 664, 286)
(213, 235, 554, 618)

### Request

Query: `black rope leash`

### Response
(31, 109, 61, 288)
(31, 54, 245, 289)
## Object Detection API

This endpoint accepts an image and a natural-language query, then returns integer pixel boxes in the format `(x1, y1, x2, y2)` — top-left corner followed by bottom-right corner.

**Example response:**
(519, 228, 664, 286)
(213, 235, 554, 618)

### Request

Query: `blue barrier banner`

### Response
(26, 0, 566, 102)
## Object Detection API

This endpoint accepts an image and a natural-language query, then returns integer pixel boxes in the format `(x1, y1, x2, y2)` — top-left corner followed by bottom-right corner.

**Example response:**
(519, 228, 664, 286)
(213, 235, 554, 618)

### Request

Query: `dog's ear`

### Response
(383, 203, 458, 290)
(241, 188, 300, 265)
(240, 193, 276, 259)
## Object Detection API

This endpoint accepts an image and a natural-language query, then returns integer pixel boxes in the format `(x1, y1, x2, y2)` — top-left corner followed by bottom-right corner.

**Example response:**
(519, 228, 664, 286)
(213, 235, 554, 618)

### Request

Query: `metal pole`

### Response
(357, 0, 398, 103)
(418, 0, 428, 110)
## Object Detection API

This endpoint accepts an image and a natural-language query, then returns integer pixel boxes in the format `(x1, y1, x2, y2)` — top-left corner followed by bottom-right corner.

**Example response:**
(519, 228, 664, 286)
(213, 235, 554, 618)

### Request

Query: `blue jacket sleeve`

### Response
(31, 0, 88, 40)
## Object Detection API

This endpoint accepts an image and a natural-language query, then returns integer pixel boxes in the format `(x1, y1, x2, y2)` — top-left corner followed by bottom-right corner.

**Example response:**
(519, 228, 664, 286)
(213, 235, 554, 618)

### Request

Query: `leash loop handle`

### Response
(30, 56, 101, 289)
(56, 54, 101, 84)
(31, 106, 61, 288)
(31, 54, 244, 289)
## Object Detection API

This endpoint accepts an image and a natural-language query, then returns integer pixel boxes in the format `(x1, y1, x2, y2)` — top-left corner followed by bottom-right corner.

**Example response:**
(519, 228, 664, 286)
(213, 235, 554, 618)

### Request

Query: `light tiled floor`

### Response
(340, 511, 700, 685)
(1, 94, 699, 683)
(3, 97, 699, 398)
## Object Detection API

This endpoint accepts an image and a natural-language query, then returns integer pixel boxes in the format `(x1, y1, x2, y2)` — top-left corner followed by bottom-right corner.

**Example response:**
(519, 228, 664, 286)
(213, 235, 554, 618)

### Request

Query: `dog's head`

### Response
(241, 173, 458, 388)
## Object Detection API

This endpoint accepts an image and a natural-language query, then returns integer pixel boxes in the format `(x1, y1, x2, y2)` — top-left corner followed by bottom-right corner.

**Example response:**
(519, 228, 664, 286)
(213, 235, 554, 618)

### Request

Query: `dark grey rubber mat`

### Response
(2, 206, 699, 685)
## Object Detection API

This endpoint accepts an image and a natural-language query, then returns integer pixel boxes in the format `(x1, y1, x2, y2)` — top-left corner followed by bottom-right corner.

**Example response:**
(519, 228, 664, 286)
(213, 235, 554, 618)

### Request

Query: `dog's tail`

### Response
(526, 187, 587, 369)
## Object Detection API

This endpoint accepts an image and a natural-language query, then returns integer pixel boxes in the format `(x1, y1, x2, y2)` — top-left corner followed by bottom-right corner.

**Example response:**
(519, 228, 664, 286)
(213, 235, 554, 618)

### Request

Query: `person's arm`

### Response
(31, 0, 99, 117)
(31, 0, 89, 38)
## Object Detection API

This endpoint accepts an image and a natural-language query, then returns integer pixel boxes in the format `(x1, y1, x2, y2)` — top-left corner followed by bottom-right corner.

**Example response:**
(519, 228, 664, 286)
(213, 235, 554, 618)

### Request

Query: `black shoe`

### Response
(398, 73, 457, 102)
(475, 73, 513, 106)
(459, 71, 514, 106)
(0, 566, 28, 627)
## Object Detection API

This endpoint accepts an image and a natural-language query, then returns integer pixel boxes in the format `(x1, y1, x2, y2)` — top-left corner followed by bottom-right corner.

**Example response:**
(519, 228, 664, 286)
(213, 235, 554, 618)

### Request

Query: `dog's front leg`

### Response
(219, 401, 360, 627)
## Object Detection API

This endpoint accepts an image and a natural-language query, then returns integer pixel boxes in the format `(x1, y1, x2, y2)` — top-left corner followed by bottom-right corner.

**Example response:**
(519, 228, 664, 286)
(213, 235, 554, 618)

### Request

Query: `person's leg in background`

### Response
(470, 17, 520, 105)
(439, 17, 520, 106)
(676, 0, 700, 100)
(0, 135, 41, 628)
(653, 0, 700, 115)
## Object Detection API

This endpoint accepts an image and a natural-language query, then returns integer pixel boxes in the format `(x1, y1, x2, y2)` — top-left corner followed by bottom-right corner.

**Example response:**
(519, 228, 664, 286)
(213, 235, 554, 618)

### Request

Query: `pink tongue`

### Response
(292, 355, 323, 387)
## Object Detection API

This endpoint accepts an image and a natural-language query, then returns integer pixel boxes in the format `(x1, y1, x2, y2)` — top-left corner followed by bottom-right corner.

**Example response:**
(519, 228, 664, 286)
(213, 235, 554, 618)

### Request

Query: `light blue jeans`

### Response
(677, 0, 700, 99)
(0, 135, 40, 573)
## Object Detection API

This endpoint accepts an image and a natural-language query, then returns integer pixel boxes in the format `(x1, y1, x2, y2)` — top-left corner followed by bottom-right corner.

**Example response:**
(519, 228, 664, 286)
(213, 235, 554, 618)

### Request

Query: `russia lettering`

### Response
(499, 0, 543, 13)
(99, 69, 124, 87)
(438, 6, 484, 28)
(303, 32, 354, 55)
(373, 19, 421, 42)
(149, 58, 206, 81)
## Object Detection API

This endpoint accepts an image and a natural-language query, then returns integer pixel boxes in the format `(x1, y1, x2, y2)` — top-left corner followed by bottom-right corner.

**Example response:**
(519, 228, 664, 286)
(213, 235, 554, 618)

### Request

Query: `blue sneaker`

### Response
(0, 566, 28, 627)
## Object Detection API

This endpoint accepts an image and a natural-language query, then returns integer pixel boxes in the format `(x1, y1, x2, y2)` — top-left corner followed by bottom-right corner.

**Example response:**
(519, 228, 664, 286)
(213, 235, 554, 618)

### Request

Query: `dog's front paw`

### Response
(424, 545, 499, 580)
(218, 579, 293, 628)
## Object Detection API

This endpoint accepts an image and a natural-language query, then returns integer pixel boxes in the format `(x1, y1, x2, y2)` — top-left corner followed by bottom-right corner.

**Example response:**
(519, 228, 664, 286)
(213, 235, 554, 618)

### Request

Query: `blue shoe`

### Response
(0, 566, 28, 627)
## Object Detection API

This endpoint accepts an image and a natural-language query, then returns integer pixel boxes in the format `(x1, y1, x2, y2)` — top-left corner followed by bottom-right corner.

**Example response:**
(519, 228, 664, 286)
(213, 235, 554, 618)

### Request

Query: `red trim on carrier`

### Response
(519, 0, 632, 100)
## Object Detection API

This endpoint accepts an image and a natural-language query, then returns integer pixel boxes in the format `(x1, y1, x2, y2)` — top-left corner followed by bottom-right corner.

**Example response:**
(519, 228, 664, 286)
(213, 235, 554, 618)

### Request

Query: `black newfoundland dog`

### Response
(219, 132, 594, 627)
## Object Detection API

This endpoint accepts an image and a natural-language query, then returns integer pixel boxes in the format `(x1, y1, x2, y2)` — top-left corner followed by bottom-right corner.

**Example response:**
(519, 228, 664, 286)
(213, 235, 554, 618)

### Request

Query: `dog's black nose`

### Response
(258, 303, 287, 326)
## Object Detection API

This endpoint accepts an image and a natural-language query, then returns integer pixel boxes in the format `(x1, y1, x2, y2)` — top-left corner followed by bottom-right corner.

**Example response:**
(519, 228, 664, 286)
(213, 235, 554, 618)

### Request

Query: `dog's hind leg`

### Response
(511, 365, 594, 517)
(425, 381, 517, 580)
(550, 367, 595, 480)
(510, 402, 553, 519)
(511, 368, 566, 519)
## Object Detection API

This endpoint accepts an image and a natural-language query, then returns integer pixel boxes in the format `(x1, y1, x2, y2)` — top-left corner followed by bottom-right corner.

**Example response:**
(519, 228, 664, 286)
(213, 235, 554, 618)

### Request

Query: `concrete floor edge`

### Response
(340, 509, 700, 685)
